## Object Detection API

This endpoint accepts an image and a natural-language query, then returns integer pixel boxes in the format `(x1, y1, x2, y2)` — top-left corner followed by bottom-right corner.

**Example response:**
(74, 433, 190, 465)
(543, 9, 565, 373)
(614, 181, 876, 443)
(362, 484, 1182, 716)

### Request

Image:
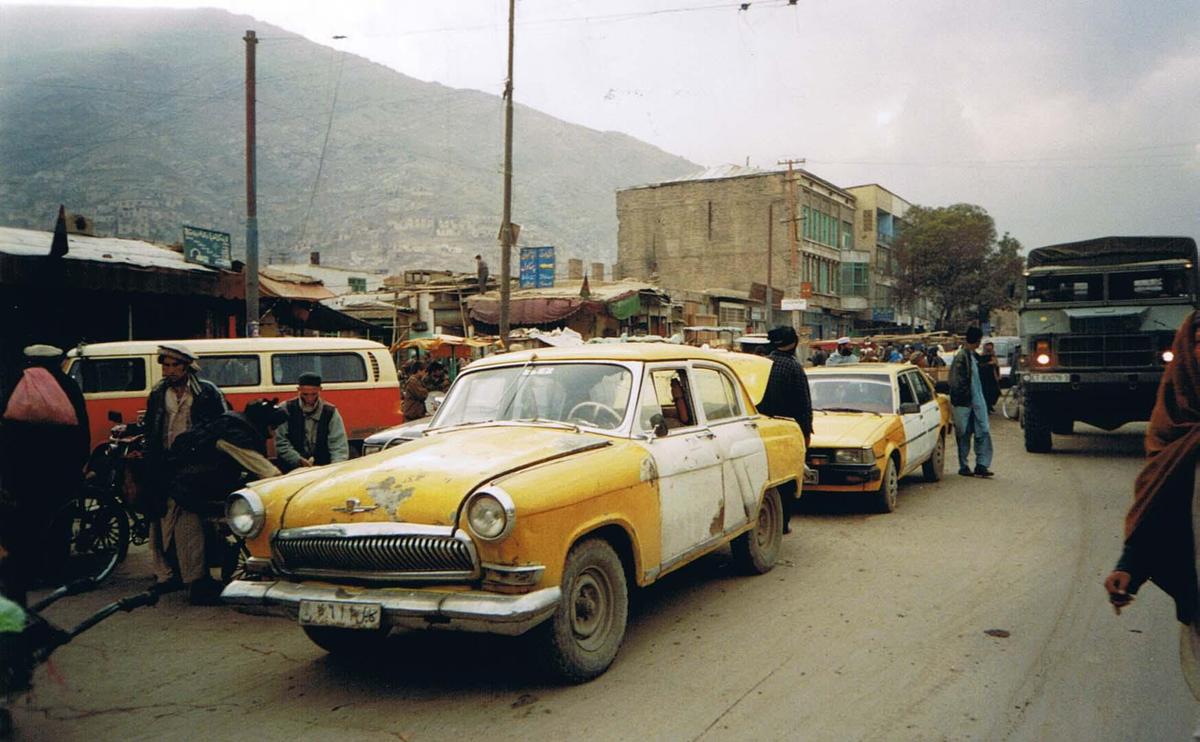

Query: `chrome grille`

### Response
(273, 524, 478, 582)
(1056, 334, 1154, 369)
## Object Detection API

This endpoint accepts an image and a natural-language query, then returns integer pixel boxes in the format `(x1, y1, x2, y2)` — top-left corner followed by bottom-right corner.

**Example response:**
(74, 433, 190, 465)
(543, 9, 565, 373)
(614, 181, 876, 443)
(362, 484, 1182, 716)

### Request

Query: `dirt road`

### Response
(8, 418, 1194, 741)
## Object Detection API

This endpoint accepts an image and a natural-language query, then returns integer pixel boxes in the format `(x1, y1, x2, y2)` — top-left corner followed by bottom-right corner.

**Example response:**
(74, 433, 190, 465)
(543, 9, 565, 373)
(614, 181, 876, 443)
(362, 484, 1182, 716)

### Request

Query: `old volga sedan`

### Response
(223, 344, 805, 681)
(802, 364, 952, 512)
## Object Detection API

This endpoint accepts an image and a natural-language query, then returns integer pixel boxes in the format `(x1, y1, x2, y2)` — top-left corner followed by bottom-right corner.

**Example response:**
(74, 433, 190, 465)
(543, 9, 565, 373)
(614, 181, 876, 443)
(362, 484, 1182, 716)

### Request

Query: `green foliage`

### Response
(894, 204, 1025, 329)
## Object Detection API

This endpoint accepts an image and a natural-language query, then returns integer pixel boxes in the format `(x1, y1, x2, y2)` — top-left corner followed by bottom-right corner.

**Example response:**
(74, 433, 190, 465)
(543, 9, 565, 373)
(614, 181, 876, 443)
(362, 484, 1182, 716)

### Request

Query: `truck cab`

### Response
(1019, 236, 1198, 452)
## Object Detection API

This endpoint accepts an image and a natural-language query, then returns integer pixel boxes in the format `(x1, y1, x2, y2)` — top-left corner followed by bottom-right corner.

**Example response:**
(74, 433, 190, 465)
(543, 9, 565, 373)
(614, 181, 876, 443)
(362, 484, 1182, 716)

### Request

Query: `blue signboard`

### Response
(519, 246, 555, 288)
(182, 225, 232, 270)
(871, 307, 896, 323)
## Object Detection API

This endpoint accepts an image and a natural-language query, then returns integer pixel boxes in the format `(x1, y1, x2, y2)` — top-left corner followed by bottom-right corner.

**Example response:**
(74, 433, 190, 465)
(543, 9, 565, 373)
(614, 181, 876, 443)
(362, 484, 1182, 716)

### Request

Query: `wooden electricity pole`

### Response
(244, 30, 260, 337)
(766, 202, 774, 328)
(498, 0, 516, 346)
(778, 158, 805, 281)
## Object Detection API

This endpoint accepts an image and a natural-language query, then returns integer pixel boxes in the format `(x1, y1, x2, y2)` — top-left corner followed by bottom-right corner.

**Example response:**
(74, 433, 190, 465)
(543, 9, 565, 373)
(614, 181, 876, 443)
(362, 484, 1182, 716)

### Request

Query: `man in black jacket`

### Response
(947, 327, 994, 477)
(757, 326, 813, 534)
(142, 343, 227, 604)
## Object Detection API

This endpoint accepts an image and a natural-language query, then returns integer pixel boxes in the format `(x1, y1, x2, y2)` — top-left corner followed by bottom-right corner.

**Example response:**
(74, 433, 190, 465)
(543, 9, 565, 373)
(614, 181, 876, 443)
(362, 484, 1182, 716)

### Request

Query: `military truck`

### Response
(1019, 236, 1198, 452)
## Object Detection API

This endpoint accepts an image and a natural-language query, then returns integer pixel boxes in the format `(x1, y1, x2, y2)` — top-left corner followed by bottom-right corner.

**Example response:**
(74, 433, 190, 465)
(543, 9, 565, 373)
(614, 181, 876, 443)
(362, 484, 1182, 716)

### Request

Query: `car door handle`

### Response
(743, 420, 758, 429)
(700, 430, 716, 439)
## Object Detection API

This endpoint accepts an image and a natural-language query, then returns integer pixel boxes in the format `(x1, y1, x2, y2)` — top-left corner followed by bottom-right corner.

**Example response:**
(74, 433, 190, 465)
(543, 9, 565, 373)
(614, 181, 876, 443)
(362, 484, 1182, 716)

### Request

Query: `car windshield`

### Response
(809, 375, 894, 414)
(431, 362, 634, 431)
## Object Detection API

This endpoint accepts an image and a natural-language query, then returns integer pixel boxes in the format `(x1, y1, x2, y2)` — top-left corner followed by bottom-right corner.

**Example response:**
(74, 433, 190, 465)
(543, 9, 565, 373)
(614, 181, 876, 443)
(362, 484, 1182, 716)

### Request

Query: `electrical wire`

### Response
(296, 47, 347, 250)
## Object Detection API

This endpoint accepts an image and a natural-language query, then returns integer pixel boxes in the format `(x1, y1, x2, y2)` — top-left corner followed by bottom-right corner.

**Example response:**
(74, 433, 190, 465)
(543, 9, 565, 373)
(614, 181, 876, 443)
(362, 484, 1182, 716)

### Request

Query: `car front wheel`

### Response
(535, 537, 628, 683)
(731, 487, 783, 574)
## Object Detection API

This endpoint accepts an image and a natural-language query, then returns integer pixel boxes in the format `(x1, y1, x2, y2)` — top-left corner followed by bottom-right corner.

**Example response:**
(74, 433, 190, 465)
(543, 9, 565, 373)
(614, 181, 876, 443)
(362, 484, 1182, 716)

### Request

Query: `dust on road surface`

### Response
(8, 419, 1194, 741)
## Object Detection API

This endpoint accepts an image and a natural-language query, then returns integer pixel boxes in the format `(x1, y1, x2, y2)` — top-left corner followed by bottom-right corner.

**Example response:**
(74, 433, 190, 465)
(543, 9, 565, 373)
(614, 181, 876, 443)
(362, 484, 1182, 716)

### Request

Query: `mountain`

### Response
(0, 6, 698, 273)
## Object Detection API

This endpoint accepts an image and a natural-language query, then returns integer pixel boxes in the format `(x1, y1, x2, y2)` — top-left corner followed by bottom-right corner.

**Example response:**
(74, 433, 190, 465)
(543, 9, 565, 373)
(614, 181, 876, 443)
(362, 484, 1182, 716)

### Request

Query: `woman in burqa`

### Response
(1105, 310, 1200, 700)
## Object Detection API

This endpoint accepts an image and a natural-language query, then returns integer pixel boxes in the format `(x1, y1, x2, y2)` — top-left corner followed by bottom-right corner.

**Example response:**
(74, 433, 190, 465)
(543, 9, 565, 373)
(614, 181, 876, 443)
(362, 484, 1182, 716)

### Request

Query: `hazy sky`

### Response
(9, 0, 1200, 249)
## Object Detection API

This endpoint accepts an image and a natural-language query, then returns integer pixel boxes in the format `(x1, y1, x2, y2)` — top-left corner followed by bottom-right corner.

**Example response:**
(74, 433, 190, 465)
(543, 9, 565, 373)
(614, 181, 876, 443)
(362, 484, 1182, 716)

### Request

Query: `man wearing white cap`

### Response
(143, 342, 228, 604)
(825, 337, 860, 366)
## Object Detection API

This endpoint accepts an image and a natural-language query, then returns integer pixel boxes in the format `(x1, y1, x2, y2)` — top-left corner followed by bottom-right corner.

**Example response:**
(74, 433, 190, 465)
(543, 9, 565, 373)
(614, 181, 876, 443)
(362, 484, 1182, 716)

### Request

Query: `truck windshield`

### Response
(1108, 268, 1191, 301)
(1025, 274, 1103, 304)
(1026, 267, 1192, 304)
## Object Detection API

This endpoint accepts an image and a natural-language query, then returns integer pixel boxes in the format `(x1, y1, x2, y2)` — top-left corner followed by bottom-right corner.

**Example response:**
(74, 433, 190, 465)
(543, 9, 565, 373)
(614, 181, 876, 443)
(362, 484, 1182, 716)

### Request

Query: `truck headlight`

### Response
(1163, 350, 1175, 363)
(1035, 353, 1051, 366)
(834, 448, 873, 465)
(226, 489, 266, 539)
(465, 488, 515, 541)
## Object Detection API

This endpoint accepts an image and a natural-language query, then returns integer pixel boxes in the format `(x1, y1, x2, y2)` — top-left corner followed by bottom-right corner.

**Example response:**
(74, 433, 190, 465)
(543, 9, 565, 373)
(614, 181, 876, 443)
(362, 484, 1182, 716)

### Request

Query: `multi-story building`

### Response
(616, 165, 863, 339)
(845, 184, 931, 329)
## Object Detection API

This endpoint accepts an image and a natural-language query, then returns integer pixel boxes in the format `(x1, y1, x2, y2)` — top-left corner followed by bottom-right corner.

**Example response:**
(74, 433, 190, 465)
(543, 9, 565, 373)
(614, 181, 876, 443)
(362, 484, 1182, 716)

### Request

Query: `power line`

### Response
(296, 48, 347, 250)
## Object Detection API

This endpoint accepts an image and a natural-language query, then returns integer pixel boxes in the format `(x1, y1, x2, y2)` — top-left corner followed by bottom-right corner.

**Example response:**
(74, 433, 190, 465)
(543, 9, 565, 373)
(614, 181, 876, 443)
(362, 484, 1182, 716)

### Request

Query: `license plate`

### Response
(803, 467, 819, 485)
(1028, 373, 1070, 383)
(298, 600, 383, 630)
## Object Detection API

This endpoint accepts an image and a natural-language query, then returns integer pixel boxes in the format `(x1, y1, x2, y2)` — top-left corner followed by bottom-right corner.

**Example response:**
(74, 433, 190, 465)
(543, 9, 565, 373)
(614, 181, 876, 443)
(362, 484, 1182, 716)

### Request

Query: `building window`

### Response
(842, 221, 854, 249)
(718, 302, 747, 327)
(841, 261, 870, 298)
(349, 277, 367, 293)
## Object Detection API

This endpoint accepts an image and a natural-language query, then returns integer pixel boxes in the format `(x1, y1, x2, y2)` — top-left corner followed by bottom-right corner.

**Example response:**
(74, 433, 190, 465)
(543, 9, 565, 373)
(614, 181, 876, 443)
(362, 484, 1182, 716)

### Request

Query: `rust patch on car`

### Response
(366, 476, 416, 520)
(640, 456, 659, 483)
(709, 500, 725, 536)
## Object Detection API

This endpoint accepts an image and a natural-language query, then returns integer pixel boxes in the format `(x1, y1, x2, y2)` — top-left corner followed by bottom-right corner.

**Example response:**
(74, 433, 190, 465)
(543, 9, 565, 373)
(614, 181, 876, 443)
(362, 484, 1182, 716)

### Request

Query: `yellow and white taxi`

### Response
(222, 344, 805, 682)
(803, 364, 952, 512)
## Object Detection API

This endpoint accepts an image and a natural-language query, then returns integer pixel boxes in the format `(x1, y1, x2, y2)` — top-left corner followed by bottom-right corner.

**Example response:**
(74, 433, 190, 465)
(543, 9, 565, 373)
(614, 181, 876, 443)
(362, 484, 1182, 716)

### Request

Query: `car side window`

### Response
(693, 367, 741, 422)
(897, 374, 917, 406)
(911, 373, 934, 404)
(638, 368, 696, 431)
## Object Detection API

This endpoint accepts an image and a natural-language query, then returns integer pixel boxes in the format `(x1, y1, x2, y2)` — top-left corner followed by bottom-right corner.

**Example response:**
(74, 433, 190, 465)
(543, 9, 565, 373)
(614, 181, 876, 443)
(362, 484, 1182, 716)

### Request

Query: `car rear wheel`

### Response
(731, 487, 782, 575)
(302, 625, 392, 656)
(535, 537, 628, 683)
(875, 457, 899, 513)
(922, 433, 945, 482)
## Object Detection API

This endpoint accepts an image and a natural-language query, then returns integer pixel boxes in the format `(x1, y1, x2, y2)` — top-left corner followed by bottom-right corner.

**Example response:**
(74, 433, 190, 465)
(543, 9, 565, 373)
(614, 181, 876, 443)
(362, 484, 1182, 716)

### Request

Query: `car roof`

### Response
(67, 337, 387, 358)
(807, 363, 912, 379)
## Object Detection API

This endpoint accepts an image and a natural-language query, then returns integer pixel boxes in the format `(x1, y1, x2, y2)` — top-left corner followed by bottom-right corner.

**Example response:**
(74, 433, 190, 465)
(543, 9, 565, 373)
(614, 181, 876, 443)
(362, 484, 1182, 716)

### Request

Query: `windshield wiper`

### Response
(430, 418, 496, 432)
(816, 406, 882, 416)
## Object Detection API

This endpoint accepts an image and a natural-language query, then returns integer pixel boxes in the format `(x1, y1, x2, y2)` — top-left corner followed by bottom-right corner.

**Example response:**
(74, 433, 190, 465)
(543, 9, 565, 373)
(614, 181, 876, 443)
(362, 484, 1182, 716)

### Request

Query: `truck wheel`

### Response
(535, 538, 628, 683)
(1052, 417, 1075, 435)
(1024, 394, 1053, 453)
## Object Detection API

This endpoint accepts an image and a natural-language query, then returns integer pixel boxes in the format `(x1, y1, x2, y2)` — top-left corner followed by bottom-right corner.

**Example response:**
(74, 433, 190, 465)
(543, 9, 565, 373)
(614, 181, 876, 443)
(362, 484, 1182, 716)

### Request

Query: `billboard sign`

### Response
(871, 307, 896, 322)
(182, 225, 232, 270)
(519, 246, 555, 288)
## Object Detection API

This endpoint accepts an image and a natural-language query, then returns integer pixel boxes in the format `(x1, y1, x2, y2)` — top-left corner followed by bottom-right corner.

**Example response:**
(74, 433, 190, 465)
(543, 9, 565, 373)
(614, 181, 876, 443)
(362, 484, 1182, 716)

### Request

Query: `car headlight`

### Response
(465, 488, 515, 541)
(226, 489, 266, 539)
(834, 448, 873, 465)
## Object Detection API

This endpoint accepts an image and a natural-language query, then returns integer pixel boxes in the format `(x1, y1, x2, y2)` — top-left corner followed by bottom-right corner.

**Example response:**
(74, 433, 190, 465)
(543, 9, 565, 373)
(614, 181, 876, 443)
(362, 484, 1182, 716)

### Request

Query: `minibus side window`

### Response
(69, 358, 147, 393)
(201, 355, 261, 387)
(272, 353, 368, 385)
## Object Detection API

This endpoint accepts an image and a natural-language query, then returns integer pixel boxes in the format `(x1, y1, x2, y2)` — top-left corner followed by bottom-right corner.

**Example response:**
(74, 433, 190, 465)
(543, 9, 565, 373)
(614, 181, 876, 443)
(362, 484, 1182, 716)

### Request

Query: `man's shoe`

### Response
(958, 468, 973, 477)
(974, 467, 995, 478)
(150, 576, 183, 595)
(188, 578, 223, 606)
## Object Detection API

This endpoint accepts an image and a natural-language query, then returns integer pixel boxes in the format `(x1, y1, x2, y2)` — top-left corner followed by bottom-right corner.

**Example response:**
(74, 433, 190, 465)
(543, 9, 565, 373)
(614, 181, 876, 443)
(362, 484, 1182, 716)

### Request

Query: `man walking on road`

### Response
(948, 327, 994, 477)
(757, 325, 813, 534)
(143, 343, 227, 604)
(1104, 312, 1200, 724)
(274, 372, 348, 472)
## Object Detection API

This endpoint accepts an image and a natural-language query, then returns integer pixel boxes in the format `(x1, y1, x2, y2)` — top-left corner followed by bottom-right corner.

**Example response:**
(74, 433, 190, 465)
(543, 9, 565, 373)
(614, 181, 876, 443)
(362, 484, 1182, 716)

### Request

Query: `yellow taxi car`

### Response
(802, 364, 952, 512)
(222, 344, 805, 682)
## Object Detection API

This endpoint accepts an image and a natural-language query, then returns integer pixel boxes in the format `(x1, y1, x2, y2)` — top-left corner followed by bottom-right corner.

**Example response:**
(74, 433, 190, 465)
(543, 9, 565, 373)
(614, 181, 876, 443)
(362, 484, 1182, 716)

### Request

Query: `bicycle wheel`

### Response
(56, 489, 130, 585)
(1002, 386, 1023, 421)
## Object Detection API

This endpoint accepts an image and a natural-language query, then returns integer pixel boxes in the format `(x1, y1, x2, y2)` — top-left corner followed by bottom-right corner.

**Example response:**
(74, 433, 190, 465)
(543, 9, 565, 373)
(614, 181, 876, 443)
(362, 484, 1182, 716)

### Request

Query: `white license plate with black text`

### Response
(1028, 373, 1070, 383)
(298, 600, 383, 630)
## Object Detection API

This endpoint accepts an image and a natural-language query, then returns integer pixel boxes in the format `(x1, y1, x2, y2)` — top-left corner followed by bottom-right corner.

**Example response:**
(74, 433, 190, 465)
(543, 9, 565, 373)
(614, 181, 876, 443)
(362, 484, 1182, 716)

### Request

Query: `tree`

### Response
(893, 203, 1025, 330)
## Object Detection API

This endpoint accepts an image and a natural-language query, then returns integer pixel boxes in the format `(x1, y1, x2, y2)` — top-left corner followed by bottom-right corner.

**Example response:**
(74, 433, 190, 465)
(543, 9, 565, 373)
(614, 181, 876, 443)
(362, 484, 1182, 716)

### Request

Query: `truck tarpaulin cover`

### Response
(469, 297, 604, 326)
(1027, 236, 1198, 268)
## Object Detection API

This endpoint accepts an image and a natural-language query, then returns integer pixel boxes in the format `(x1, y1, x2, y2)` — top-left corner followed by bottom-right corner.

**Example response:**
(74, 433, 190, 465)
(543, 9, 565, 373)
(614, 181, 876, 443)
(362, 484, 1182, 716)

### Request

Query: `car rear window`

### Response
(68, 357, 147, 393)
(271, 352, 367, 385)
(200, 355, 261, 387)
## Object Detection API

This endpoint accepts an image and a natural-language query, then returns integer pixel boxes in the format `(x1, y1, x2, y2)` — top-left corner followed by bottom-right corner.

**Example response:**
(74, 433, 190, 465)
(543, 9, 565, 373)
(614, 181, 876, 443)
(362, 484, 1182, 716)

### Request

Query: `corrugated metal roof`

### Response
(0, 226, 215, 274)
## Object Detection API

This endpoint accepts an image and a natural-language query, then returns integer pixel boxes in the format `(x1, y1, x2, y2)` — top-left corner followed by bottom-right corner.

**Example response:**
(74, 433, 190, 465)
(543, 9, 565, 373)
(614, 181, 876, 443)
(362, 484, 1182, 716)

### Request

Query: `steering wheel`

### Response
(566, 401, 623, 428)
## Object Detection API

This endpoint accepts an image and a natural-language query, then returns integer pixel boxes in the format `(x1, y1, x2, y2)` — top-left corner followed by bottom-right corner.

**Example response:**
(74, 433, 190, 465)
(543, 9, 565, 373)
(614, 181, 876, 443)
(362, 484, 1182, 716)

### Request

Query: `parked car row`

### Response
(218, 342, 954, 682)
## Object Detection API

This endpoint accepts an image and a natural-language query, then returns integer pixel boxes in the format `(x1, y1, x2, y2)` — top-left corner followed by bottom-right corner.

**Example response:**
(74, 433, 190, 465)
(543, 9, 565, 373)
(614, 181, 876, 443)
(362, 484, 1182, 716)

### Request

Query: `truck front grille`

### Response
(1056, 334, 1154, 369)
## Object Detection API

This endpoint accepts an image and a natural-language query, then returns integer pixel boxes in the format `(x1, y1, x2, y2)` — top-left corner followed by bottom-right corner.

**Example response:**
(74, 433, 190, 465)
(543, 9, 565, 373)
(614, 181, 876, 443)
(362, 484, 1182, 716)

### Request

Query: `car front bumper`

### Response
(222, 579, 561, 636)
(802, 463, 883, 492)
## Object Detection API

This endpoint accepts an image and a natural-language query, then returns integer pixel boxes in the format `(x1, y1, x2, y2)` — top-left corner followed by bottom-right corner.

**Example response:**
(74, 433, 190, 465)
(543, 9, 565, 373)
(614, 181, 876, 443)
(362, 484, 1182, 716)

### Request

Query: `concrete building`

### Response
(615, 164, 860, 340)
(845, 184, 931, 330)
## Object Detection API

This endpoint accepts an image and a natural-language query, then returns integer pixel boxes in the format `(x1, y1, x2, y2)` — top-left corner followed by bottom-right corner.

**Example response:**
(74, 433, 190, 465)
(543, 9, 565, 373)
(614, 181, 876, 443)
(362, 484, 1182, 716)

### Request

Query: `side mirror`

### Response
(429, 393, 445, 413)
(108, 410, 123, 423)
(898, 402, 920, 415)
(649, 413, 669, 438)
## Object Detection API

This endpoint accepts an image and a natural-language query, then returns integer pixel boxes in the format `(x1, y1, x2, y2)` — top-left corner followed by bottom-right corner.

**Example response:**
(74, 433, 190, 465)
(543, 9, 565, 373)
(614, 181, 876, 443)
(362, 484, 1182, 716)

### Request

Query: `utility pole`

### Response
(244, 30, 260, 337)
(498, 0, 516, 347)
(766, 202, 773, 328)
(777, 158, 805, 282)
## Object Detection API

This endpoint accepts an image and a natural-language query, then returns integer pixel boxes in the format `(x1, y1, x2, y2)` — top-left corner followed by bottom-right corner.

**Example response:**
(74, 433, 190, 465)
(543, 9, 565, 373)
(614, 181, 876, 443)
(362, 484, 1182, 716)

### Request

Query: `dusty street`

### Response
(7, 417, 1194, 741)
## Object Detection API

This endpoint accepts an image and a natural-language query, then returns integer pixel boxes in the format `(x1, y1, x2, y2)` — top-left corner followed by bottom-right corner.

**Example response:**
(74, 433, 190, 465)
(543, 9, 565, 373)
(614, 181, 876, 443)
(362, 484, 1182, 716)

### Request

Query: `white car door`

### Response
(910, 371, 944, 457)
(692, 364, 768, 531)
(897, 371, 931, 470)
(634, 365, 726, 567)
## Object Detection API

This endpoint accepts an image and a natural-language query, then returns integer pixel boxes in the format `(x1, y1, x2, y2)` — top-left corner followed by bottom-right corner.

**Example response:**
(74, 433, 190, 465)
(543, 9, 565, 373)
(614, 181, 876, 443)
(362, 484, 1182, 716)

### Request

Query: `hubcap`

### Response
(756, 494, 777, 547)
(571, 567, 613, 650)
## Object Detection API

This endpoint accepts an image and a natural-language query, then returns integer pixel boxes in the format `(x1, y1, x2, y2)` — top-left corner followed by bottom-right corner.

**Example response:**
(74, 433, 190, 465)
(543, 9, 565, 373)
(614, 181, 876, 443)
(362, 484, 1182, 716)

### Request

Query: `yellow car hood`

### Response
(279, 424, 611, 528)
(810, 412, 892, 448)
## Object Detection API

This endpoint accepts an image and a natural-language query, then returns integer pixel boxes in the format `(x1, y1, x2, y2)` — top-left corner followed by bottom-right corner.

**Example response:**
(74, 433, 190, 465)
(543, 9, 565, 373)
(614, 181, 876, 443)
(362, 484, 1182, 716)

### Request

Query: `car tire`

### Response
(302, 625, 392, 656)
(1024, 394, 1053, 453)
(535, 537, 628, 683)
(875, 457, 899, 513)
(731, 487, 783, 575)
(922, 433, 945, 482)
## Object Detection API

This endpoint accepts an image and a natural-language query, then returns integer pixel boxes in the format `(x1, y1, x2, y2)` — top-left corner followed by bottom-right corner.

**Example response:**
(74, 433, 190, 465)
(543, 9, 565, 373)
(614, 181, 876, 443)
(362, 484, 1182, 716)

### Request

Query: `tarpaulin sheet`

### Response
(606, 291, 642, 321)
(469, 297, 604, 326)
(1028, 237, 1197, 268)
